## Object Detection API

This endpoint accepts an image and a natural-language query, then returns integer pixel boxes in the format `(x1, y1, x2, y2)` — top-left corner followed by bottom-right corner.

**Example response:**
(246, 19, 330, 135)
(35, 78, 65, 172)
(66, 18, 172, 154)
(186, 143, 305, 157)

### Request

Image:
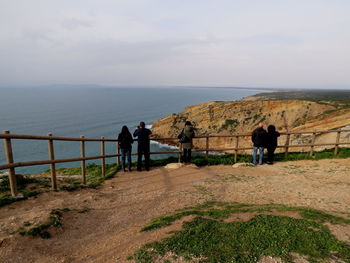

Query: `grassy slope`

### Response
(131, 202, 350, 263)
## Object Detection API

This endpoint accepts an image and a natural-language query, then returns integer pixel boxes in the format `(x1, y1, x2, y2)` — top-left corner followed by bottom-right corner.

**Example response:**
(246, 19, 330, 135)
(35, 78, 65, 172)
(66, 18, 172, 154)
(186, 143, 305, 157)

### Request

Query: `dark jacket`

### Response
(133, 128, 152, 148)
(178, 125, 195, 149)
(252, 127, 267, 147)
(118, 132, 133, 150)
(266, 125, 280, 149)
(266, 129, 280, 148)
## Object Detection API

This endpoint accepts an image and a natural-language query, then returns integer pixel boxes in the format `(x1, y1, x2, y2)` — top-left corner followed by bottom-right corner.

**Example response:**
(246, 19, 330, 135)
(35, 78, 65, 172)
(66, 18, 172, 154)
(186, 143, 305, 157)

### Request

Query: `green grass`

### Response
(18, 207, 90, 239)
(150, 147, 350, 167)
(131, 202, 350, 263)
(249, 90, 350, 105)
(18, 208, 69, 239)
(0, 163, 119, 207)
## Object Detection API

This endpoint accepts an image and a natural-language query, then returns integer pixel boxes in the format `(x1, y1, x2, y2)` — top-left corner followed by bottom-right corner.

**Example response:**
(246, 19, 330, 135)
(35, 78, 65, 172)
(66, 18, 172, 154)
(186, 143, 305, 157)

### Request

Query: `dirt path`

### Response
(0, 158, 349, 263)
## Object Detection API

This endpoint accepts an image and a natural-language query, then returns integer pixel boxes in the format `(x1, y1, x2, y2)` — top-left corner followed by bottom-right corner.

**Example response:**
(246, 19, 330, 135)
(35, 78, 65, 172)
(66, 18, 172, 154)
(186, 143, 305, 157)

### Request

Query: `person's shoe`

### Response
(137, 169, 142, 172)
(128, 168, 131, 172)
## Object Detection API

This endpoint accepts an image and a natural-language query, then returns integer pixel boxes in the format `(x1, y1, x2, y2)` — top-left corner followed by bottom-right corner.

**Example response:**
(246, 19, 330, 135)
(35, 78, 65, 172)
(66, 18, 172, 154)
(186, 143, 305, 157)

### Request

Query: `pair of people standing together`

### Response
(252, 122, 280, 165)
(117, 122, 151, 172)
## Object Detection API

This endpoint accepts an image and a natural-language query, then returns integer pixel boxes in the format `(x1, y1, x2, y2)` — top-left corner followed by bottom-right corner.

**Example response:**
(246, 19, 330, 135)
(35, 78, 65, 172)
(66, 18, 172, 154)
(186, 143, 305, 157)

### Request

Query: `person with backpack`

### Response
(133, 122, 152, 171)
(251, 122, 268, 165)
(118, 126, 134, 172)
(178, 121, 195, 164)
(266, 124, 280, 164)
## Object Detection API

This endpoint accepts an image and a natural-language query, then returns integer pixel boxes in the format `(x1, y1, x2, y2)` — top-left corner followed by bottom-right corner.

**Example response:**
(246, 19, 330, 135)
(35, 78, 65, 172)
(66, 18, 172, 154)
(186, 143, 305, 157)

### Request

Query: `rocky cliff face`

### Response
(152, 100, 350, 152)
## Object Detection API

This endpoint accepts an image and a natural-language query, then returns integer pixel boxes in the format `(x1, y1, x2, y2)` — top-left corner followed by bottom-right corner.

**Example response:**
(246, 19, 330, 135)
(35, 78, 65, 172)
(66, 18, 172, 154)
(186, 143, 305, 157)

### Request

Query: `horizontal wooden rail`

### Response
(1, 128, 350, 197)
(1, 129, 350, 141)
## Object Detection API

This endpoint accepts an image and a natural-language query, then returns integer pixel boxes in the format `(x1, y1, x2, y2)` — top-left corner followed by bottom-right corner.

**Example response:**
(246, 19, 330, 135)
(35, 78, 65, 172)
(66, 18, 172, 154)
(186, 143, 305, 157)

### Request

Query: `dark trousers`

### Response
(137, 145, 150, 171)
(183, 148, 192, 163)
(121, 148, 132, 170)
(267, 146, 276, 163)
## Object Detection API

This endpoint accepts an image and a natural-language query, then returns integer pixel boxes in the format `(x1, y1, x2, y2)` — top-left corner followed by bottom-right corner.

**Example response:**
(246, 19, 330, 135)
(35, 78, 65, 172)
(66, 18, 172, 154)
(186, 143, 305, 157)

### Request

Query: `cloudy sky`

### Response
(1, 0, 349, 88)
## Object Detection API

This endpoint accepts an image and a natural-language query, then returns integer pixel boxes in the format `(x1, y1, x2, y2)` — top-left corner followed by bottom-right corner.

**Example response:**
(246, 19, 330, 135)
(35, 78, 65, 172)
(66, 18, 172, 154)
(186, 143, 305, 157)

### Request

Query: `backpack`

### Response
(178, 129, 190, 143)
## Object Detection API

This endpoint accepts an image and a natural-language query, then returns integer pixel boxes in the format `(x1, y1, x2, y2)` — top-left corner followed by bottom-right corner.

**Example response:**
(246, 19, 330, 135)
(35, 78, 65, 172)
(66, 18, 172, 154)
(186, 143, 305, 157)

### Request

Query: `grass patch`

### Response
(19, 208, 68, 239)
(132, 202, 350, 263)
(18, 207, 91, 239)
(219, 119, 239, 133)
(0, 163, 119, 207)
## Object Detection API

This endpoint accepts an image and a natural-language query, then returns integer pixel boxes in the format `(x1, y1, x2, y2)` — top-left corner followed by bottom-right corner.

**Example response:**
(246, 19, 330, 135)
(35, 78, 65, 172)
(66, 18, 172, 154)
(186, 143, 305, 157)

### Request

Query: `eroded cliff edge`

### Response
(152, 98, 350, 152)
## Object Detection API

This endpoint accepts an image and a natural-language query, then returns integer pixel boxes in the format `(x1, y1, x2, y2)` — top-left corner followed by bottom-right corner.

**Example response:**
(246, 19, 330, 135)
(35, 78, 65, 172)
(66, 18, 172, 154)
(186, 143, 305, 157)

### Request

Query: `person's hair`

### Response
(185, 121, 192, 126)
(268, 125, 276, 133)
(121, 125, 131, 135)
(139, 121, 145, 128)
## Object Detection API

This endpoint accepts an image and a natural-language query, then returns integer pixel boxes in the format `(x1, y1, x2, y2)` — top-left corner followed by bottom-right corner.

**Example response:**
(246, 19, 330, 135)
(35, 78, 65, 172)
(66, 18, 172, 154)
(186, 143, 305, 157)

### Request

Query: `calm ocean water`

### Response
(0, 87, 258, 173)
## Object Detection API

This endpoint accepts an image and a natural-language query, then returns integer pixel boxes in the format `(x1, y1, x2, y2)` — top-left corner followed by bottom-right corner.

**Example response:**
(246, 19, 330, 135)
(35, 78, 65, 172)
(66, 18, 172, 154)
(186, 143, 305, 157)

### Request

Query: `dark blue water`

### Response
(0, 87, 258, 173)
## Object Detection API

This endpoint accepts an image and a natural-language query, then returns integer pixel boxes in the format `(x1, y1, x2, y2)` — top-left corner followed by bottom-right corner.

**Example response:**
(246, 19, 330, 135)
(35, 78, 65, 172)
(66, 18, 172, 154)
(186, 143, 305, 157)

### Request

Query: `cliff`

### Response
(152, 100, 350, 152)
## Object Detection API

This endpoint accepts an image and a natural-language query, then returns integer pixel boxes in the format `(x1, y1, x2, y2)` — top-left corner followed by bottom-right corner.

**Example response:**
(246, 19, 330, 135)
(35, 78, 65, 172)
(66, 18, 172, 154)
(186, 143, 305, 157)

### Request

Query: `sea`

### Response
(0, 86, 260, 174)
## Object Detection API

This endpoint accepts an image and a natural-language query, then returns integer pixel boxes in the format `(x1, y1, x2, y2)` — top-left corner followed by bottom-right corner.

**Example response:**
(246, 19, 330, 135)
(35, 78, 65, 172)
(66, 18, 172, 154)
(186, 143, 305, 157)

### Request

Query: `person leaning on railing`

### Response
(251, 122, 267, 165)
(133, 122, 152, 171)
(266, 125, 280, 165)
(118, 125, 134, 172)
(178, 121, 195, 165)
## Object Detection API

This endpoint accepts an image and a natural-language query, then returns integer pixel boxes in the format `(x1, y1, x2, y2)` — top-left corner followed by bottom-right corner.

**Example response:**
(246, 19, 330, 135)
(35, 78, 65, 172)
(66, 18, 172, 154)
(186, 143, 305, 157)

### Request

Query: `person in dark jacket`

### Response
(266, 125, 280, 164)
(251, 122, 267, 165)
(178, 121, 195, 164)
(133, 122, 152, 171)
(118, 126, 134, 172)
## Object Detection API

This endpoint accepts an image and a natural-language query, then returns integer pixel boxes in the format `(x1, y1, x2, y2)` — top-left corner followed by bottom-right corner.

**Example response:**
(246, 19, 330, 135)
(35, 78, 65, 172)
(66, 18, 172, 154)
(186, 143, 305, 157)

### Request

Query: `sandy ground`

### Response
(0, 158, 349, 263)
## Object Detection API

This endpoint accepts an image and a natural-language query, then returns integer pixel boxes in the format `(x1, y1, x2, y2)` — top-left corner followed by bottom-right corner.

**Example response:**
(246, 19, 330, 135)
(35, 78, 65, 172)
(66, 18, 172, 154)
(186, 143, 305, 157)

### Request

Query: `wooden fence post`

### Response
(178, 142, 182, 163)
(309, 132, 316, 157)
(2, 130, 18, 197)
(117, 143, 120, 167)
(80, 136, 86, 184)
(205, 136, 209, 160)
(47, 133, 57, 190)
(234, 136, 239, 163)
(284, 133, 290, 159)
(101, 137, 105, 177)
(334, 131, 341, 155)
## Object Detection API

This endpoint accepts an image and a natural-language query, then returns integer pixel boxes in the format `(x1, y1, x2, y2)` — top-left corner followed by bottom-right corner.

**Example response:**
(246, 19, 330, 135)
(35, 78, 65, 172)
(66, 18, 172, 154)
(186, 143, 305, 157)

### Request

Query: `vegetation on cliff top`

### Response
(131, 201, 350, 263)
(245, 90, 350, 106)
(0, 163, 118, 207)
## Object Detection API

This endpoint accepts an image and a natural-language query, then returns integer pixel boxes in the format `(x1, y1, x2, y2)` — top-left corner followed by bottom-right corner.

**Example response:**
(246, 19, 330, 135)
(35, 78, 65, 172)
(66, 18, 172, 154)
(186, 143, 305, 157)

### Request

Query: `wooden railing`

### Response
(1, 129, 350, 197)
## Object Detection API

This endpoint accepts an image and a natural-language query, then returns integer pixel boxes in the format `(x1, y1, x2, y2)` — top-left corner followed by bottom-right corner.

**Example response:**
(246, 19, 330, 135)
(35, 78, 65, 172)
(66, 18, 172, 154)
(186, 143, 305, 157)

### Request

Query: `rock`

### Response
(164, 163, 183, 169)
(186, 163, 199, 168)
(232, 162, 253, 168)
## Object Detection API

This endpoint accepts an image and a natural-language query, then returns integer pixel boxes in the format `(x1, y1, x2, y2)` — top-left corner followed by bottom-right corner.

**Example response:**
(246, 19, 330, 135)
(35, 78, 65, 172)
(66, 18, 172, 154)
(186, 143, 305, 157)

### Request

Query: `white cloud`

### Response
(0, 0, 349, 88)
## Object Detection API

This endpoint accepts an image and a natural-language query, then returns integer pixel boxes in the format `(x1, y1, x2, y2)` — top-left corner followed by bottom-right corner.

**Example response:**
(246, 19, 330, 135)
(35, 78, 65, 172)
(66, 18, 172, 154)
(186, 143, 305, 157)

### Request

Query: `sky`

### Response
(0, 0, 350, 89)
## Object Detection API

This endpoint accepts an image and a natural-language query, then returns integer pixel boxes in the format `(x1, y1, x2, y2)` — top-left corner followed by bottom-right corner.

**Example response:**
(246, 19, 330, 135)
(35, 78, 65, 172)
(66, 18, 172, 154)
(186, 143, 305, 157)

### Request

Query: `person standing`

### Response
(266, 125, 280, 164)
(118, 126, 134, 172)
(178, 121, 195, 164)
(251, 122, 267, 165)
(133, 122, 152, 171)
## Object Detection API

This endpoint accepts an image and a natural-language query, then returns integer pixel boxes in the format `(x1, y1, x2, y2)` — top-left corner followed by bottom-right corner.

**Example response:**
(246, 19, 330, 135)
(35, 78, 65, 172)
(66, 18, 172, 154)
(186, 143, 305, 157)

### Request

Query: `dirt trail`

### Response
(0, 158, 349, 263)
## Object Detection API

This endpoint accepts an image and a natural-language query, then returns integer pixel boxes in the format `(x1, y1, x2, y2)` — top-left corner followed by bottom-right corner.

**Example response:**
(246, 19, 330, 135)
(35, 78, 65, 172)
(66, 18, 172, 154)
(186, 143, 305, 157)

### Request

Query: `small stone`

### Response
(232, 162, 254, 168)
(164, 163, 184, 169)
